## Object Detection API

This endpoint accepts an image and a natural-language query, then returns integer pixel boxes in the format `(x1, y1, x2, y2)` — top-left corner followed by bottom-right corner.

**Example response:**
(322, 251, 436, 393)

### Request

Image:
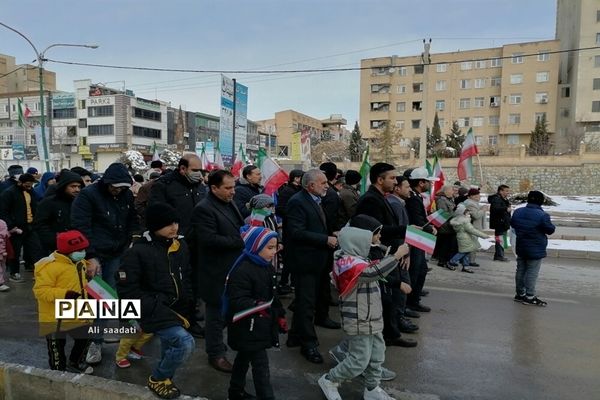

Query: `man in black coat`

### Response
(489, 184, 512, 261)
(33, 171, 83, 258)
(285, 169, 338, 364)
(233, 165, 263, 218)
(0, 173, 38, 281)
(0, 165, 23, 194)
(191, 170, 244, 373)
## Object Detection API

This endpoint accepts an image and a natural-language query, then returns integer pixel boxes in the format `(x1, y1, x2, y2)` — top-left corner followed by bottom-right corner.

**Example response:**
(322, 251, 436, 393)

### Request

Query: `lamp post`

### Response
(0, 22, 98, 172)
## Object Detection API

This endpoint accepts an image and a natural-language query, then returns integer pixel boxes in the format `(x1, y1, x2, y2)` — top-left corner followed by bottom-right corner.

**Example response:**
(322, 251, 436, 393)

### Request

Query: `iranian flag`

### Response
(457, 128, 479, 181)
(85, 276, 118, 300)
(214, 144, 225, 169)
(17, 98, 25, 128)
(232, 298, 273, 323)
(200, 144, 214, 170)
(249, 208, 270, 226)
(432, 155, 445, 198)
(427, 209, 452, 228)
(359, 146, 371, 195)
(231, 143, 248, 178)
(256, 148, 288, 196)
(405, 225, 437, 254)
(151, 141, 160, 162)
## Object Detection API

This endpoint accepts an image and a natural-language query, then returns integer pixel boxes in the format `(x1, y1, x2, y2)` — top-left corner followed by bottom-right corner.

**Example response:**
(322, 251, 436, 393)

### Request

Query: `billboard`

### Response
(219, 75, 235, 165)
(290, 132, 301, 161)
(234, 83, 248, 155)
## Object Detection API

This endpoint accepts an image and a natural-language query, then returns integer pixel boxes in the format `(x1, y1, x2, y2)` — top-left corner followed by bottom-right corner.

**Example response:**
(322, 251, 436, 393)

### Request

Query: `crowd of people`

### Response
(0, 157, 555, 399)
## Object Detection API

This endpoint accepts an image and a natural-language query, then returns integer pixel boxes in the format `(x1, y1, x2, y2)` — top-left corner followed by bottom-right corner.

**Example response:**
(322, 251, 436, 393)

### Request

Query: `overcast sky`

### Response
(1, 0, 556, 125)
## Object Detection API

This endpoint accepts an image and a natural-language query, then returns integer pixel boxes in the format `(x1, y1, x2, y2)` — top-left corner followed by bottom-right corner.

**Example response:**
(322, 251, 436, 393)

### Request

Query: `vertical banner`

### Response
(234, 83, 248, 156)
(219, 75, 235, 165)
(290, 132, 301, 161)
(34, 126, 46, 161)
(301, 127, 311, 162)
(11, 144, 25, 160)
(195, 141, 204, 157)
(205, 141, 215, 162)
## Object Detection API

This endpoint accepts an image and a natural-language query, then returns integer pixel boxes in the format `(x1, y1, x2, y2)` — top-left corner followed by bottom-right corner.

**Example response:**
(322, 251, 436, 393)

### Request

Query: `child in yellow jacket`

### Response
(33, 230, 94, 374)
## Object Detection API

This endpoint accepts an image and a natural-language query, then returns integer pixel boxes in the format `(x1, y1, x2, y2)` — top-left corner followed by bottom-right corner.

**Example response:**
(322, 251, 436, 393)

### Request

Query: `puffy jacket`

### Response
(117, 233, 193, 333)
(510, 204, 555, 259)
(234, 178, 263, 218)
(405, 189, 434, 233)
(226, 259, 284, 352)
(488, 193, 511, 231)
(463, 198, 486, 230)
(450, 215, 489, 253)
(338, 185, 359, 228)
(0, 184, 37, 230)
(33, 252, 90, 334)
(335, 227, 397, 336)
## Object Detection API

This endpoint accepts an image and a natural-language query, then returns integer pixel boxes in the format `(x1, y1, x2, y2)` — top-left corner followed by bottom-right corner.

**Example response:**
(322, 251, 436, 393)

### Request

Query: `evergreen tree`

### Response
(529, 114, 551, 155)
(372, 121, 401, 163)
(446, 120, 465, 156)
(348, 121, 366, 161)
(427, 112, 443, 157)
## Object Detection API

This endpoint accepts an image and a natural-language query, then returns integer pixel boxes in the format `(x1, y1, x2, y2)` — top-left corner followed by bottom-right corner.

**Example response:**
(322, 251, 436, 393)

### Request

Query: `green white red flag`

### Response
(457, 128, 479, 181)
(359, 146, 371, 195)
(85, 276, 118, 300)
(256, 148, 288, 196)
(426, 209, 452, 228)
(405, 225, 437, 254)
(232, 298, 273, 323)
(231, 143, 248, 178)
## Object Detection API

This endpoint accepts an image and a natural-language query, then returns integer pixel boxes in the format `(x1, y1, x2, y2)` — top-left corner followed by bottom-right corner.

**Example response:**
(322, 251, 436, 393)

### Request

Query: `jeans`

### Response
(205, 304, 227, 358)
(407, 247, 427, 306)
(229, 349, 273, 399)
(515, 258, 542, 297)
(153, 325, 195, 380)
(449, 252, 471, 266)
(328, 332, 385, 390)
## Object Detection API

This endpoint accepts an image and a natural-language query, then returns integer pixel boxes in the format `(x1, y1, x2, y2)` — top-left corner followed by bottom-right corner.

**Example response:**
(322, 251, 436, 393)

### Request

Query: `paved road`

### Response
(1, 253, 599, 400)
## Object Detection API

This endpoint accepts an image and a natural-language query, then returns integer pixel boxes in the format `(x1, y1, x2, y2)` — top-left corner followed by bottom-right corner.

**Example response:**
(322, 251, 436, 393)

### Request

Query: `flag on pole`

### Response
(249, 208, 271, 226)
(200, 144, 213, 170)
(231, 143, 247, 178)
(457, 128, 479, 181)
(405, 225, 437, 254)
(426, 209, 452, 228)
(502, 232, 511, 249)
(232, 298, 274, 323)
(17, 98, 25, 128)
(359, 145, 371, 195)
(24, 104, 31, 125)
(256, 147, 288, 196)
(424, 159, 434, 212)
(151, 141, 160, 162)
(214, 143, 225, 169)
(85, 276, 118, 300)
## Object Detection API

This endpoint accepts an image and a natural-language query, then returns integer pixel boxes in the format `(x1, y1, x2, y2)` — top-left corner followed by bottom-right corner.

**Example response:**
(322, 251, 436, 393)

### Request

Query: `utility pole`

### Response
(419, 38, 432, 161)
(232, 78, 237, 167)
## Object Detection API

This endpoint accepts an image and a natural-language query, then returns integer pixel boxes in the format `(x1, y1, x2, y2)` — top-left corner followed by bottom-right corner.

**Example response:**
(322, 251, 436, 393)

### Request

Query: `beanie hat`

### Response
(527, 190, 545, 206)
(349, 214, 383, 236)
(150, 160, 163, 169)
(248, 194, 274, 210)
(18, 173, 36, 183)
(240, 226, 278, 255)
(8, 165, 24, 178)
(56, 170, 84, 191)
(145, 203, 180, 232)
(27, 167, 38, 175)
(71, 166, 92, 177)
(57, 230, 89, 254)
(467, 188, 480, 197)
(319, 162, 338, 181)
(345, 170, 362, 186)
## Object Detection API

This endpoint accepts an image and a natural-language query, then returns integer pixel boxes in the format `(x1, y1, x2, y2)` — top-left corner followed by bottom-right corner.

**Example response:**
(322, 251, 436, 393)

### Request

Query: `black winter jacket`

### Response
(0, 185, 37, 229)
(117, 233, 194, 333)
(321, 186, 341, 234)
(275, 182, 302, 220)
(226, 259, 284, 352)
(405, 189, 434, 234)
(233, 180, 263, 218)
(488, 193, 511, 231)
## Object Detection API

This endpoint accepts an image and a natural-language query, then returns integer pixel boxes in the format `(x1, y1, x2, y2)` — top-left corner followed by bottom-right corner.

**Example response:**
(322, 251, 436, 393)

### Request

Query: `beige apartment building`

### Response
(360, 39, 560, 155)
(0, 54, 56, 94)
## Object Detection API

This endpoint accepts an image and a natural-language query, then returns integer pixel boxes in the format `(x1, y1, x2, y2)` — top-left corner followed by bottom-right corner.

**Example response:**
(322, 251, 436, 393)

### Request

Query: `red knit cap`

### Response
(56, 230, 89, 254)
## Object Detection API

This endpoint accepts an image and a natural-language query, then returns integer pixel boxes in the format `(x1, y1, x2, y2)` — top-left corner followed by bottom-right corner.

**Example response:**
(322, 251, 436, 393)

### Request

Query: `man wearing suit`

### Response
(191, 170, 244, 373)
(285, 169, 338, 364)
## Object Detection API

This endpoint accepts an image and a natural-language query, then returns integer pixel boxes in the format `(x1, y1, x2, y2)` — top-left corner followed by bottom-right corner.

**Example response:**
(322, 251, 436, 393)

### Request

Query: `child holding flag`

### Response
(246, 194, 282, 270)
(32, 230, 94, 374)
(449, 204, 491, 273)
(222, 226, 286, 400)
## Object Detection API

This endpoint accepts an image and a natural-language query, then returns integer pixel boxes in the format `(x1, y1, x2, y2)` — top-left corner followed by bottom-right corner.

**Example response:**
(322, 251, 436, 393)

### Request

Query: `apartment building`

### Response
(0, 54, 56, 94)
(360, 40, 560, 154)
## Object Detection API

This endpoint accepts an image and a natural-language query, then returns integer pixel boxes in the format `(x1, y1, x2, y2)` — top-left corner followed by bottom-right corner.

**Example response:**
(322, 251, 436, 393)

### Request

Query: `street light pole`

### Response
(0, 22, 98, 172)
(419, 39, 432, 161)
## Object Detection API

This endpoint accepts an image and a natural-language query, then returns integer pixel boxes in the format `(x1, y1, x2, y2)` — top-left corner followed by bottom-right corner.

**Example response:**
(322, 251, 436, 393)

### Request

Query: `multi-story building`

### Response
(0, 54, 56, 94)
(167, 106, 197, 153)
(360, 40, 560, 155)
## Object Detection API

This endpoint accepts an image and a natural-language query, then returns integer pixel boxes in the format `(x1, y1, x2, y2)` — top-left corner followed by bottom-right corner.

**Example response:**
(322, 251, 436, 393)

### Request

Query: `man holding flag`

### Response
(488, 185, 512, 262)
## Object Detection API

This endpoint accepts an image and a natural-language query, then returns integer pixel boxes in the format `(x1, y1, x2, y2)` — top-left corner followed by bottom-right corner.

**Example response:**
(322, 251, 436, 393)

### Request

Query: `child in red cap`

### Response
(33, 229, 94, 374)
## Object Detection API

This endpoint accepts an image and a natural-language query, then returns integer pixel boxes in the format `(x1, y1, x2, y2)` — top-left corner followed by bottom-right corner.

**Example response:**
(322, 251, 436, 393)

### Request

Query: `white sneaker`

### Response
(85, 342, 102, 364)
(9, 273, 23, 283)
(318, 374, 342, 400)
(0, 284, 10, 292)
(364, 386, 395, 400)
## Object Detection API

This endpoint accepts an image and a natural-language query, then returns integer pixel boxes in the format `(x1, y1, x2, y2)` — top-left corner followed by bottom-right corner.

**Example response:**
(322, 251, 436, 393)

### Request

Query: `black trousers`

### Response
(407, 247, 428, 306)
(289, 272, 319, 349)
(494, 229, 507, 258)
(229, 349, 274, 400)
(315, 253, 333, 322)
(381, 284, 402, 340)
(6, 226, 38, 274)
(46, 328, 91, 370)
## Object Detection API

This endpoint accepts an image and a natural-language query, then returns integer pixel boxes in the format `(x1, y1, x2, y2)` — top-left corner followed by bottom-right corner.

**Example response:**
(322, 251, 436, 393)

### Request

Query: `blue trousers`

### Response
(153, 325, 195, 380)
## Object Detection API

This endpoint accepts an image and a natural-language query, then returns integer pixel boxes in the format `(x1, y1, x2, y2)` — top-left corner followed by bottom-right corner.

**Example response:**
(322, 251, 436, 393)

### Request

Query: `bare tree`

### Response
(372, 121, 403, 163)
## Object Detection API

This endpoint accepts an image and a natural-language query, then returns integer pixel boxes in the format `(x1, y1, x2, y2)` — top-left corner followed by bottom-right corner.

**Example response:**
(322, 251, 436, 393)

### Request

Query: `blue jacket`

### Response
(510, 204, 555, 259)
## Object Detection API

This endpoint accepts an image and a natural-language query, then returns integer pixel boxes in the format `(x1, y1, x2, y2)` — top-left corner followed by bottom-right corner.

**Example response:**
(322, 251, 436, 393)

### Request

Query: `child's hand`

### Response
(394, 244, 409, 260)
(65, 290, 80, 299)
(277, 317, 288, 334)
(400, 282, 412, 294)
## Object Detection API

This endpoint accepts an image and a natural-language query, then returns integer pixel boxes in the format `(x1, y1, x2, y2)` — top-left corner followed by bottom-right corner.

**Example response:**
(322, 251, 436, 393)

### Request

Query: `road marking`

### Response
(427, 286, 579, 304)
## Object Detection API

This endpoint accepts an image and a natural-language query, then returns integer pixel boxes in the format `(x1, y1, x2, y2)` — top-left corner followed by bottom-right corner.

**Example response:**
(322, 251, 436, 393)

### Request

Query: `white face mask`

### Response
(186, 171, 203, 183)
(69, 250, 86, 262)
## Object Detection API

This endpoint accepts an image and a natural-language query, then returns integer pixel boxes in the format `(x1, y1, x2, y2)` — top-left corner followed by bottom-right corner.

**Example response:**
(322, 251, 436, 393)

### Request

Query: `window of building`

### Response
(435, 100, 445, 111)
(475, 60, 487, 69)
(133, 125, 161, 138)
(436, 63, 447, 72)
(52, 108, 76, 119)
(278, 146, 289, 157)
(560, 107, 570, 118)
(414, 65, 424, 74)
(475, 136, 484, 145)
(537, 51, 549, 61)
(597, 10, 600, 22)
(459, 98, 471, 109)
(460, 61, 473, 70)
(411, 119, 421, 129)
(88, 124, 114, 136)
(595, 56, 600, 67)
(435, 80, 447, 91)
(396, 102, 406, 112)
(490, 58, 502, 68)
(439, 118, 445, 127)
(490, 96, 501, 107)
(490, 77, 501, 87)
(535, 112, 547, 123)
(509, 94, 522, 104)
(398, 67, 408, 76)
(370, 102, 389, 112)
(11, 104, 16, 112)
(371, 84, 390, 93)
(133, 107, 162, 122)
(561, 86, 571, 98)
(395, 120, 405, 129)
(474, 97, 485, 108)
(460, 79, 471, 89)
(594, 78, 600, 90)
(473, 117, 484, 127)
(474, 78, 486, 88)
(372, 67, 390, 76)
(507, 134, 520, 144)
(458, 117, 470, 127)
(593, 101, 600, 112)
(535, 92, 549, 103)
(509, 113, 521, 124)
(78, 100, 86, 109)
(397, 85, 406, 94)
(587, 124, 600, 132)
(370, 120, 386, 129)
(512, 53, 524, 64)
(413, 82, 423, 92)
(597, 33, 600, 45)
(88, 105, 114, 118)
(489, 116, 500, 126)
(412, 101, 422, 111)
(536, 71, 549, 82)
(488, 135, 498, 146)
(78, 118, 87, 128)
(510, 74, 523, 84)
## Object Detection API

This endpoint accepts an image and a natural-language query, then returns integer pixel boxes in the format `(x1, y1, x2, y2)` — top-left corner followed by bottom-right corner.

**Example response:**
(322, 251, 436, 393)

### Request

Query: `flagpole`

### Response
(476, 153, 484, 189)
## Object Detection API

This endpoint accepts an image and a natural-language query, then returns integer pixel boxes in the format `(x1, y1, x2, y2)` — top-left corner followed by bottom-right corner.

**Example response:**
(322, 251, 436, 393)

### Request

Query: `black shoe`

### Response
(398, 317, 419, 333)
(315, 318, 341, 329)
(494, 256, 509, 262)
(301, 347, 324, 364)
(410, 303, 431, 313)
(513, 294, 526, 302)
(469, 262, 480, 267)
(228, 390, 257, 400)
(420, 290, 429, 297)
(286, 336, 301, 348)
(385, 337, 418, 348)
(404, 308, 421, 319)
(521, 296, 547, 307)
(461, 267, 475, 274)
(188, 323, 205, 338)
(277, 284, 293, 296)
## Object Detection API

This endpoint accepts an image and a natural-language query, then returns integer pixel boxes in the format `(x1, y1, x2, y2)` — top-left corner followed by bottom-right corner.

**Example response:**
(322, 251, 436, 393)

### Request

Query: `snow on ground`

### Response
(547, 239, 600, 252)
(482, 195, 600, 214)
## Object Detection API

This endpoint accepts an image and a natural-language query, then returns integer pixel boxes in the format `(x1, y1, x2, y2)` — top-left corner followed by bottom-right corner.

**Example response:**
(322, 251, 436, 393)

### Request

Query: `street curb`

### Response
(0, 361, 207, 400)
